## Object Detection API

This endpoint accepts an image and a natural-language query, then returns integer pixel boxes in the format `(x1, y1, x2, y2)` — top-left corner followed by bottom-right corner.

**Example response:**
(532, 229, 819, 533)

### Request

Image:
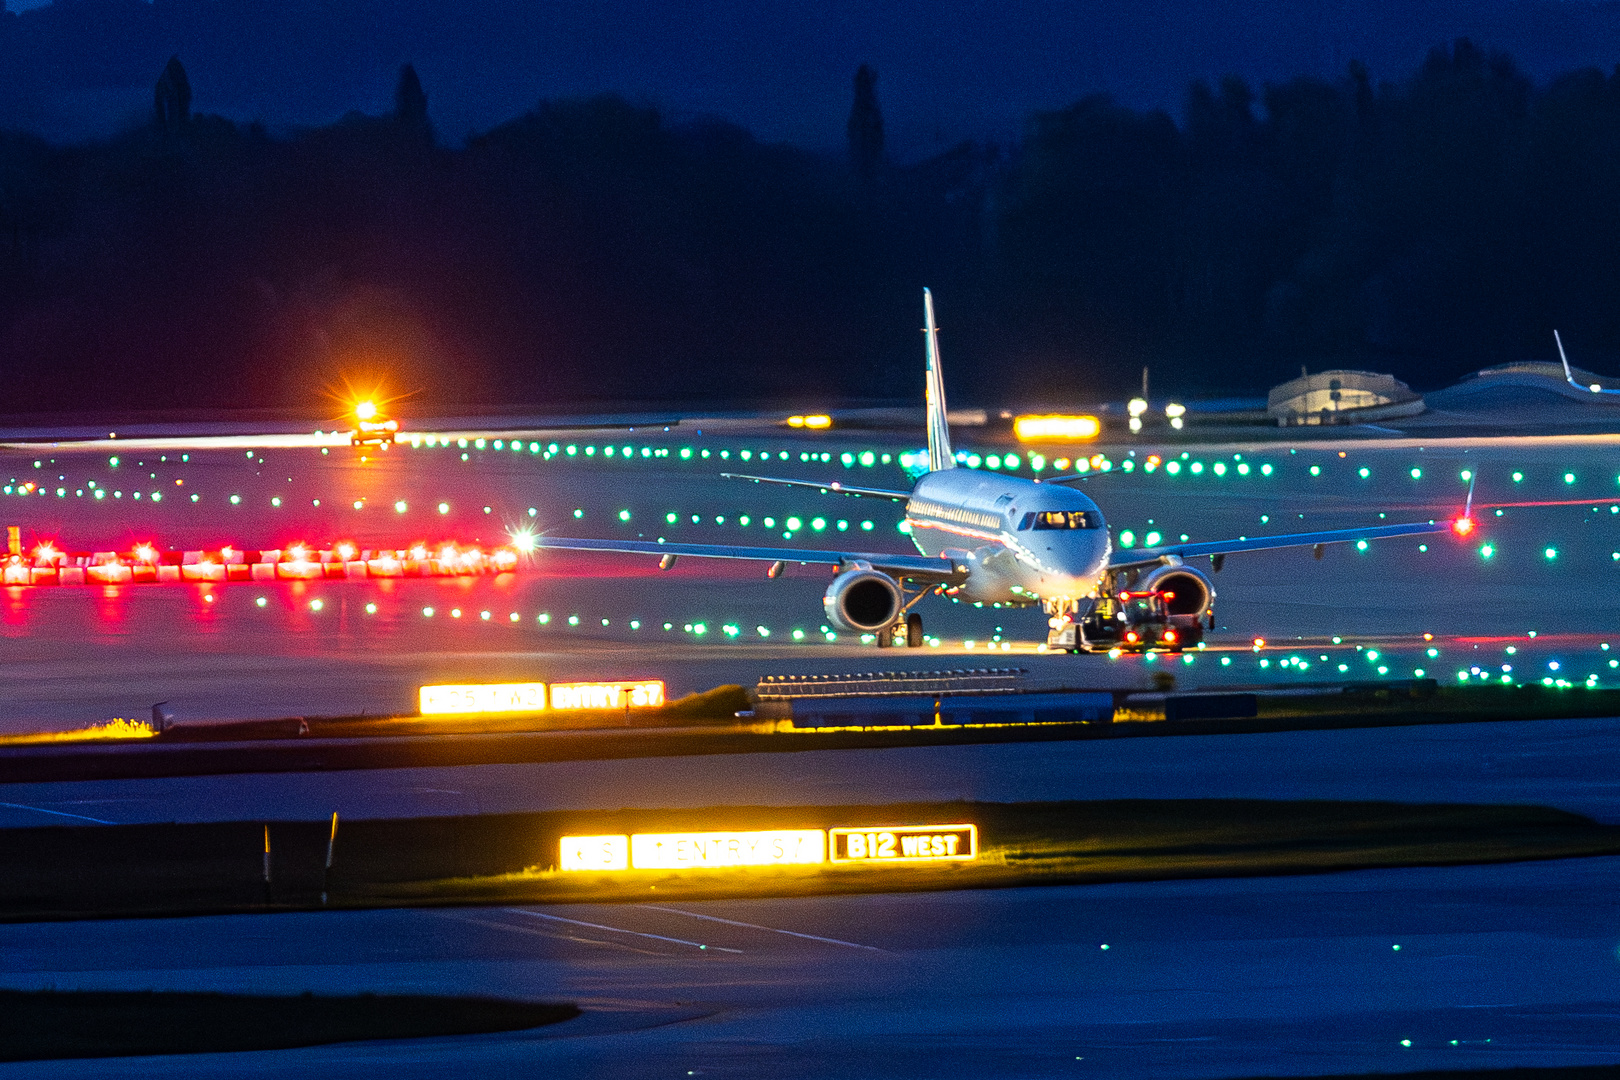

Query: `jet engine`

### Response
(1139, 563, 1216, 618)
(823, 568, 902, 632)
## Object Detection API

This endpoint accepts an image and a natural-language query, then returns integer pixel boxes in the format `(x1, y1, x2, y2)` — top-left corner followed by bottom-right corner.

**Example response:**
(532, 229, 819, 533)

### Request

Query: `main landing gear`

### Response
(876, 612, 924, 648)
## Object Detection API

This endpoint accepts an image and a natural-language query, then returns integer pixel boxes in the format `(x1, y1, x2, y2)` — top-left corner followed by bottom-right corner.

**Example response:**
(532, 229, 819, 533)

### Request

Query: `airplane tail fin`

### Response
(1556, 329, 1577, 386)
(923, 288, 955, 472)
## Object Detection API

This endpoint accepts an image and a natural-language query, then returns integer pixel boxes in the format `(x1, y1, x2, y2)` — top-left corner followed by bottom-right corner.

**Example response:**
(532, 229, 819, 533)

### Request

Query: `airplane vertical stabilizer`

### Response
(923, 288, 956, 472)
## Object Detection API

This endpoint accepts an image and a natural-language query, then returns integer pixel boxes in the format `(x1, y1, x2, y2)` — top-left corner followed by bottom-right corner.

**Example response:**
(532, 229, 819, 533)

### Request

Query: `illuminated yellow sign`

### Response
(830, 824, 977, 863)
(419, 682, 547, 715)
(630, 830, 825, 869)
(786, 414, 832, 429)
(417, 679, 665, 715)
(560, 835, 629, 871)
(1014, 415, 1101, 441)
(559, 824, 977, 871)
(549, 680, 665, 710)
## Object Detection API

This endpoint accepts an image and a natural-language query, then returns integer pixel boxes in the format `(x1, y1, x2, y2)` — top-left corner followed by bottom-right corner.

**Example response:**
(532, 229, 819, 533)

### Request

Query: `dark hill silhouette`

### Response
(7, 0, 1620, 156)
(0, 45, 1618, 413)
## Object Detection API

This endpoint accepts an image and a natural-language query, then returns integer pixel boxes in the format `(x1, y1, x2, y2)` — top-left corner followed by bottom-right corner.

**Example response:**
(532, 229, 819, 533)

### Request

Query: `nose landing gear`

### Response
(876, 612, 925, 648)
(1046, 597, 1085, 653)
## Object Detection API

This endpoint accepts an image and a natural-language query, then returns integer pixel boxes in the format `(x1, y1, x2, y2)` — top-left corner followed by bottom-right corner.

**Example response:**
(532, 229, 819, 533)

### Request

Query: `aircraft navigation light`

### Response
(1452, 517, 1475, 536)
(509, 529, 537, 553)
(355, 400, 378, 421)
(1013, 415, 1100, 441)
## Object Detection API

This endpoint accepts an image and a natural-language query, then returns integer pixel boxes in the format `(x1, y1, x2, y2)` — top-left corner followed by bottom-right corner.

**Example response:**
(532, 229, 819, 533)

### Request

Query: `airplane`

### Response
(535, 289, 1466, 653)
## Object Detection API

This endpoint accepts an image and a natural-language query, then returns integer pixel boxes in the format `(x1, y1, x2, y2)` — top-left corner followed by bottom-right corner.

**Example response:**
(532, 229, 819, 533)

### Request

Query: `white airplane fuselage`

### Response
(904, 468, 1111, 605)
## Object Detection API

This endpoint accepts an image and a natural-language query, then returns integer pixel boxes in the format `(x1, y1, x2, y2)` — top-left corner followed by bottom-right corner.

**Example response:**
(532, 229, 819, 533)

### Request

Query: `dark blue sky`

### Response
(6, 0, 1620, 155)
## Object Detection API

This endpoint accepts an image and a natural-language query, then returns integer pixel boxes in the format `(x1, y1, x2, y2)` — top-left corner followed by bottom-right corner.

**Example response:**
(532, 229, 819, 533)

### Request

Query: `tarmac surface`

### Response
(2, 858, 1620, 1078)
(0, 712, 1618, 829)
(5, 420, 1620, 1076)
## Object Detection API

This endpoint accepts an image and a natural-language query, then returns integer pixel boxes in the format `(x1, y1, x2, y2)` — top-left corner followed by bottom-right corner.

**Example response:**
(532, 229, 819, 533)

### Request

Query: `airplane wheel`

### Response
(876, 626, 892, 648)
(906, 613, 924, 647)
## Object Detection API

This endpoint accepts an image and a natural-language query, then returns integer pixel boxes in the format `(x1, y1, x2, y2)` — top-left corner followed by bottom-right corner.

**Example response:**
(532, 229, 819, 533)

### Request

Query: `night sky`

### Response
(5, 0, 1620, 154)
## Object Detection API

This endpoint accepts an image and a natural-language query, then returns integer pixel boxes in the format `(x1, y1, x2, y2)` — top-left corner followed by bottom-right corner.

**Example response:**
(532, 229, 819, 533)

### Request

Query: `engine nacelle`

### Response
(823, 568, 902, 632)
(1139, 563, 1216, 618)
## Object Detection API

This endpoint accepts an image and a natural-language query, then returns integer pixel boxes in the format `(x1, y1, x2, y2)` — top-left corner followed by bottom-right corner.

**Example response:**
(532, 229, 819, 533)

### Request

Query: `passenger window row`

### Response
(1019, 510, 1102, 531)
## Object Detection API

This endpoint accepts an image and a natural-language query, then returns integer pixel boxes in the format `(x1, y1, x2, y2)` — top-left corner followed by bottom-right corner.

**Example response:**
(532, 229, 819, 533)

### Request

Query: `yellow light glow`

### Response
(1013, 415, 1101, 442)
(830, 824, 977, 862)
(629, 830, 825, 869)
(419, 682, 547, 715)
(550, 680, 665, 710)
(1127, 398, 1149, 417)
(1164, 403, 1186, 418)
(787, 414, 832, 429)
(560, 835, 629, 871)
(0, 717, 157, 746)
(355, 400, 378, 421)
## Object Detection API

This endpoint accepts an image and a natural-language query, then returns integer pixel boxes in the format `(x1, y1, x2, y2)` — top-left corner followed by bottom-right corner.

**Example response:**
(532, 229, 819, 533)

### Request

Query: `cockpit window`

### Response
(1020, 510, 1102, 531)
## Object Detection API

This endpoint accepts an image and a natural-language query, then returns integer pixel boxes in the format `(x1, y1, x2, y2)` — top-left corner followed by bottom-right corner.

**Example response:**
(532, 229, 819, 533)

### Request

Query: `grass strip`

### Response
(0, 799, 1617, 920)
(0, 989, 577, 1061)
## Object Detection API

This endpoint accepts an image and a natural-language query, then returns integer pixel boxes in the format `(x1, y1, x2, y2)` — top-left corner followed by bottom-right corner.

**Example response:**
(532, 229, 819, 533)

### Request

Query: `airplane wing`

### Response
(719, 473, 912, 501)
(1107, 520, 1450, 570)
(534, 536, 966, 583)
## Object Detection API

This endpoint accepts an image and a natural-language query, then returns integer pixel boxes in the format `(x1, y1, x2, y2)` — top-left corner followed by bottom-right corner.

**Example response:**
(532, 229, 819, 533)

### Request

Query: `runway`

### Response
(0, 426, 1619, 729)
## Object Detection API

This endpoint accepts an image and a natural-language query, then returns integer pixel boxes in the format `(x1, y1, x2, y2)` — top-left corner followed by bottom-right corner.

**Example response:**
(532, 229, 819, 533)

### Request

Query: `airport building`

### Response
(1265, 369, 1425, 426)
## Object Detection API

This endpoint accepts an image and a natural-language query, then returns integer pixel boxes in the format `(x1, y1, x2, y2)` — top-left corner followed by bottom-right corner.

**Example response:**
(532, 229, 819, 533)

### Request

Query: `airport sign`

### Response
(559, 835, 630, 872)
(417, 679, 665, 715)
(549, 680, 666, 710)
(630, 830, 825, 869)
(419, 682, 547, 715)
(559, 824, 975, 871)
(830, 824, 976, 862)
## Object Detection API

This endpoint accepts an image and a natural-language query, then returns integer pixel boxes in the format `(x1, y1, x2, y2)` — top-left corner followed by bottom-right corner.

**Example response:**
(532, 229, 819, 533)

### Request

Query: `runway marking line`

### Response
(0, 802, 113, 824)
(433, 911, 668, 956)
(505, 908, 744, 954)
(641, 906, 884, 952)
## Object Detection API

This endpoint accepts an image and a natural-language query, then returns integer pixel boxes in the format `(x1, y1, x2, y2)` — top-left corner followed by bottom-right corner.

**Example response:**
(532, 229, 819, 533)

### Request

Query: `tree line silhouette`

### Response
(0, 40, 1617, 415)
